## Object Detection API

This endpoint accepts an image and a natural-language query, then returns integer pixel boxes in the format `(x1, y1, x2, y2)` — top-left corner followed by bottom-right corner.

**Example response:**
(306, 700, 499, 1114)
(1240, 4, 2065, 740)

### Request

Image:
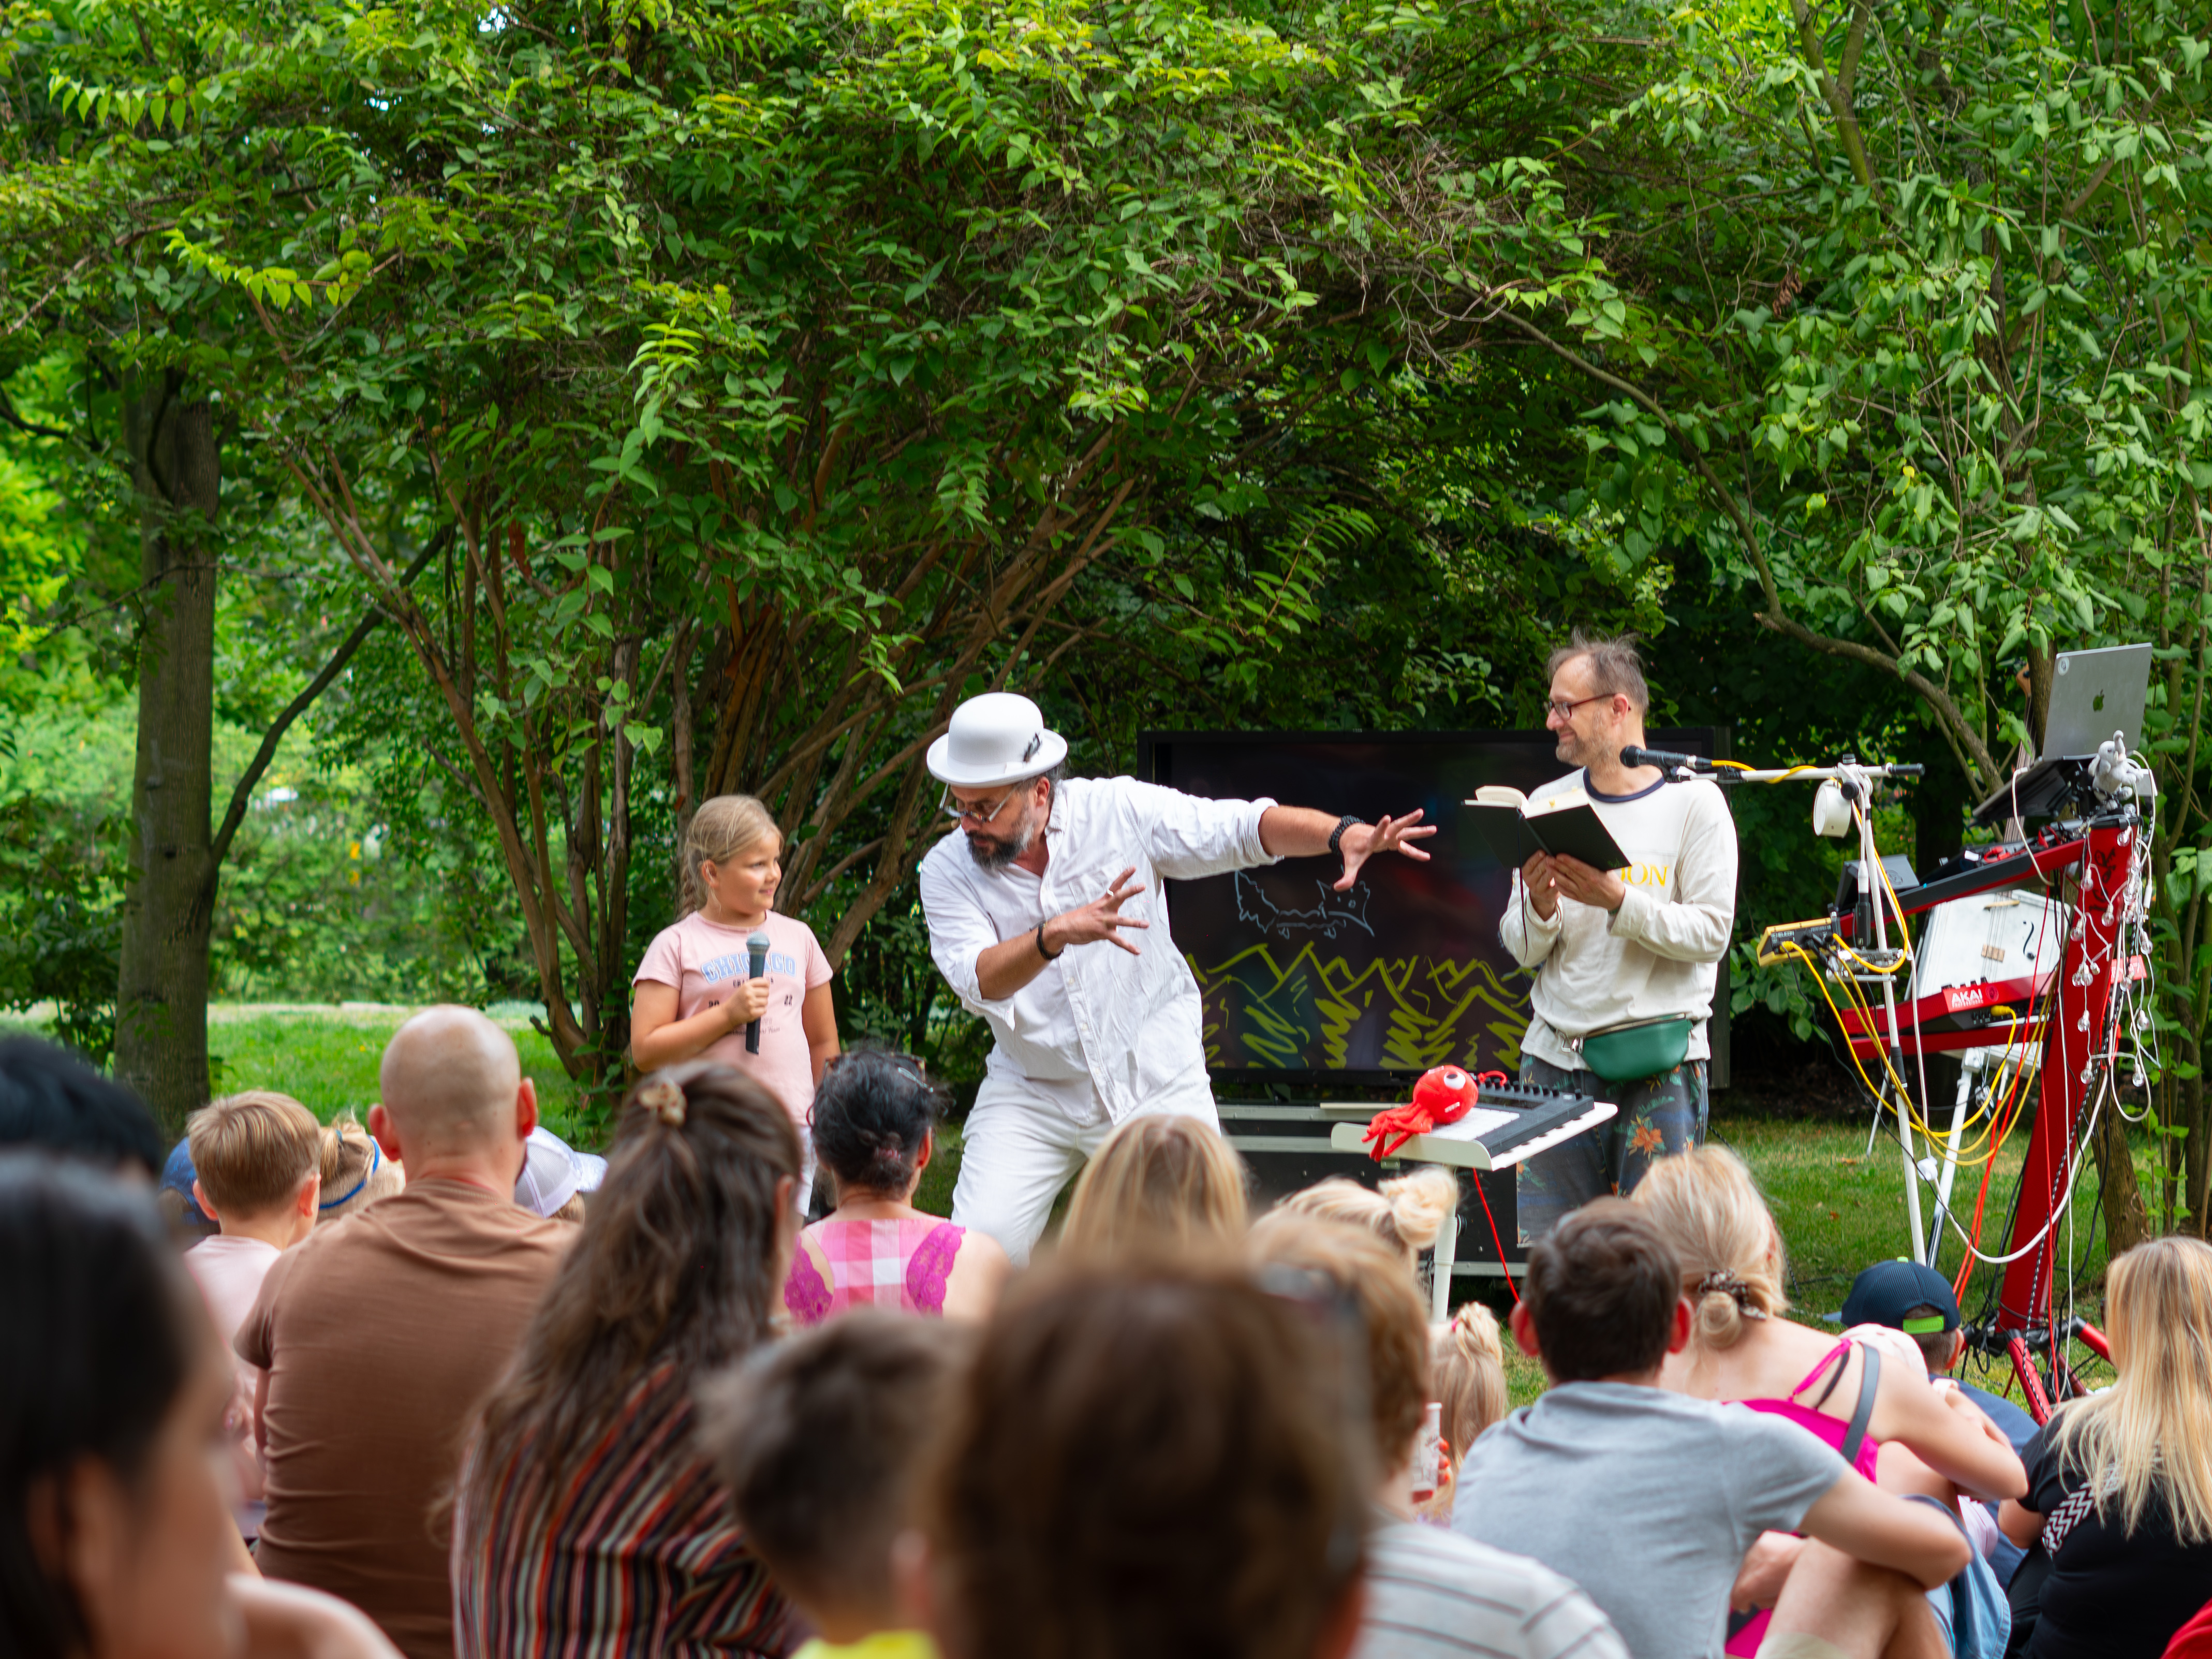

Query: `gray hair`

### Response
(1547, 629, 1648, 714)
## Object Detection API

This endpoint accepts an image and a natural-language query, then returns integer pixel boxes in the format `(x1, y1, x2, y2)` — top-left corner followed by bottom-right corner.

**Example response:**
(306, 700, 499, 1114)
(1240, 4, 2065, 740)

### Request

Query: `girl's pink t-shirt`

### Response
(633, 909, 833, 1124)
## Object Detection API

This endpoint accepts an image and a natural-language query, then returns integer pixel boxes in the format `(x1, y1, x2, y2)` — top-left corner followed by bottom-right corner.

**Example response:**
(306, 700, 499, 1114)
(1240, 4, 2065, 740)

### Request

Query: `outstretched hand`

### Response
(1052, 867, 1150, 956)
(1334, 811, 1439, 891)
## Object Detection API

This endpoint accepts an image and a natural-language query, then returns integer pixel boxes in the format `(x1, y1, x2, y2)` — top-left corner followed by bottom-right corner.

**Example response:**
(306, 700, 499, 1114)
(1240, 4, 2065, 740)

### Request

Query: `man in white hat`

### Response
(918, 691, 1436, 1261)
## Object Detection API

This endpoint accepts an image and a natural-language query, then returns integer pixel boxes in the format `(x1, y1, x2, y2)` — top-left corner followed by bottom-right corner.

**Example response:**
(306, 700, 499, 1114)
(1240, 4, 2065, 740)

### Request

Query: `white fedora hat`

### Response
(926, 692, 1069, 788)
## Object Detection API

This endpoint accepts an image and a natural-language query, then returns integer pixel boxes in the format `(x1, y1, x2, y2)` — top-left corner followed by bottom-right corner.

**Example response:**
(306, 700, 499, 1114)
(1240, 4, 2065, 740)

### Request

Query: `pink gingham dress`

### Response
(783, 1216, 967, 1324)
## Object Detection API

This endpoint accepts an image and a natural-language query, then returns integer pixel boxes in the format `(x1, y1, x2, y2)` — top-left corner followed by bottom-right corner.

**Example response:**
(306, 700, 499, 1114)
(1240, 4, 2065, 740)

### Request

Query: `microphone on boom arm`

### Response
(1620, 745, 1706, 773)
(745, 930, 772, 1055)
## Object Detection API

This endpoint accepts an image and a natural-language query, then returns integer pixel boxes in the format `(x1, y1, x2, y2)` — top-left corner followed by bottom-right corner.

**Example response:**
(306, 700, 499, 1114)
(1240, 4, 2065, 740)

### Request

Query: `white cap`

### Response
(925, 692, 1069, 788)
(515, 1125, 608, 1217)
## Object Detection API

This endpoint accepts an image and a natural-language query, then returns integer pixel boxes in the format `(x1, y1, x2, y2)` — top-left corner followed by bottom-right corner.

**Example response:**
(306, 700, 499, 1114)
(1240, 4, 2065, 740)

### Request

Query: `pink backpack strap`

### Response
(904, 1222, 966, 1316)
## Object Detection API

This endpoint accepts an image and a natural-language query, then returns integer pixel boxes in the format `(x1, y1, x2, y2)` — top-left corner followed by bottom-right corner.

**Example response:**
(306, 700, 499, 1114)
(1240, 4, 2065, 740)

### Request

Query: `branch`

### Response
(1491, 305, 2004, 789)
(205, 527, 448, 873)
(0, 391, 68, 441)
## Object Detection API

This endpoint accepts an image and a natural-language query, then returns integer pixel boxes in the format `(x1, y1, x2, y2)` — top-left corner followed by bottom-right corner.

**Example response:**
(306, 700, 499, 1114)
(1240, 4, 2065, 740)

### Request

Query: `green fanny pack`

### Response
(1573, 1015, 1695, 1082)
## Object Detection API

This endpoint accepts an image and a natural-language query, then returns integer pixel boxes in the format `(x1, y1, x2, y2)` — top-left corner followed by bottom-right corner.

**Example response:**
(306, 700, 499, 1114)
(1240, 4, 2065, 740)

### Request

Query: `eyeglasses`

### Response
(1545, 693, 1612, 722)
(940, 785, 1024, 826)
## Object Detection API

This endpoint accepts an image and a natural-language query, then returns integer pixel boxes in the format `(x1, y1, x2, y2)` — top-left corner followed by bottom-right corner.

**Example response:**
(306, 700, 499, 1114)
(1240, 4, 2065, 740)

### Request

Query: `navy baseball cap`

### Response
(1841, 1259, 1960, 1335)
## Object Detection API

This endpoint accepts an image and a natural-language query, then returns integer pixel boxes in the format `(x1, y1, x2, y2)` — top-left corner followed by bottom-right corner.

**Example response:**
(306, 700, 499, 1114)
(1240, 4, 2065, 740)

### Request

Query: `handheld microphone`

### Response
(1620, 745, 1705, 772)
(745, 930, 771, 1055)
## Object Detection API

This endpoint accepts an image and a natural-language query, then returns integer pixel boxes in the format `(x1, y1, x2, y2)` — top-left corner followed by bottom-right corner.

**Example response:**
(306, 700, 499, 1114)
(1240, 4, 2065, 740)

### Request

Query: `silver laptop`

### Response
(2042, 643, 2152, 758)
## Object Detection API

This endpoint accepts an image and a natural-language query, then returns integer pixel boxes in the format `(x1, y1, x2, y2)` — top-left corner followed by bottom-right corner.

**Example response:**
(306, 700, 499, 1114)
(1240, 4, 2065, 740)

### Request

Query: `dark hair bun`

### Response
(810, 1050, 944, 1196)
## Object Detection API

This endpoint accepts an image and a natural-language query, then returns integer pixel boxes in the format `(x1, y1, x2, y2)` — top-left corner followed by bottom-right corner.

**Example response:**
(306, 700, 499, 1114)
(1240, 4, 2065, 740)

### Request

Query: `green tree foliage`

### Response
(1415, 0, 2212, 1239)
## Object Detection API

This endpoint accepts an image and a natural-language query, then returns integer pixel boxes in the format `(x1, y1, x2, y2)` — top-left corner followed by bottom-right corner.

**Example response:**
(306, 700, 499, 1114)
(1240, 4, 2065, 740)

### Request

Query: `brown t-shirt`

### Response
(237, 1177, 571, 1659)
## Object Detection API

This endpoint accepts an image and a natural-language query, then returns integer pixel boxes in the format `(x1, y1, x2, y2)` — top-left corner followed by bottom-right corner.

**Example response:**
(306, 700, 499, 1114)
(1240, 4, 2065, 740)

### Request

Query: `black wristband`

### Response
(1036, 921, 1063, 961)
(1329, 813, 1362, 856)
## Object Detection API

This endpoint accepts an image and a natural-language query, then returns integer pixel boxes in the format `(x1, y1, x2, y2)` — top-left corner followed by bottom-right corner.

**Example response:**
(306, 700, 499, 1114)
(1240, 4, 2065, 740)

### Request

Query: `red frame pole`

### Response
(1998, 819, 2134, 1391)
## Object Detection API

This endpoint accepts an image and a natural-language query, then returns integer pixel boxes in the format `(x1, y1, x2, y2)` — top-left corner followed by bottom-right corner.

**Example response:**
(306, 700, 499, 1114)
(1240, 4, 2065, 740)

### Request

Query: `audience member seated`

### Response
(1998, 1237, 2212, 1659)
(452, 1064, 805, 1657)
(182, 1090, 323, 1546)
(1452, 1199, 1972, 1659)
(1843, 1258, 2037, 1585)
(785, 1050, 1009, 1322)
(0, 1153, 398, 1659)
(1842, 1260, 2038, 1458)
(1248, 1210, 1627, 1659)
(513, 1123, 606, 1222)
(1055, 1113, 1249, 1261)
(1419, 1300, 1509, 1526)
(1274, 1168, 1458, 1275)
(1632, 1148, 2024, 1656)
(704, 1311, 974, 1658)
(317, 1109, 407, 1222)
(0, 1035, 165, 1181)
(912, 1260, 1367, 1659)
(236, 1006, 572, 1659)
(158, 1138, 219, 1242)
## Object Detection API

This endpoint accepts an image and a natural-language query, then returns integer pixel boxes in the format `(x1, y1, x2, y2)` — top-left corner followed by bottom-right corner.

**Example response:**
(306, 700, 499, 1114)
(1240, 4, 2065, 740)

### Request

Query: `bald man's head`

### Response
(377, 1006, 528, 1161)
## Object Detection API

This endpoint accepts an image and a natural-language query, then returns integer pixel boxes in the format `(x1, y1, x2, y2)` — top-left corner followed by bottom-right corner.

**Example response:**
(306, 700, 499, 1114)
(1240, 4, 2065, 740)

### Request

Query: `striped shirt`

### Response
(1352, 1521, 1627, 1659)
(452, 1359, 798, 1658)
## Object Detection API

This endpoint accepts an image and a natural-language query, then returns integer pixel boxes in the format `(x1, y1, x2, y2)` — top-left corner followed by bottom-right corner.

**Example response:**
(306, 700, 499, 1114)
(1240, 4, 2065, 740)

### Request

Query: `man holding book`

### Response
(1499, 631, 1737, 1238)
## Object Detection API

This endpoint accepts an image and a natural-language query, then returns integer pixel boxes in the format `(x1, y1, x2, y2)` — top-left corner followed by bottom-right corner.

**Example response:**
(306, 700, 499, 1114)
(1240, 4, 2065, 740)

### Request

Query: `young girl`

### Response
(632, 796, 839, 1192)
(783, 1049, 1010, 1323)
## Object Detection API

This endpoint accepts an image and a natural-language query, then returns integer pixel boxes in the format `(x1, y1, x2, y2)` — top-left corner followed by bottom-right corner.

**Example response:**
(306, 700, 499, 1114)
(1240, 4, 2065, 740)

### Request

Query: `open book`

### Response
(1463, 784, 1629, 872)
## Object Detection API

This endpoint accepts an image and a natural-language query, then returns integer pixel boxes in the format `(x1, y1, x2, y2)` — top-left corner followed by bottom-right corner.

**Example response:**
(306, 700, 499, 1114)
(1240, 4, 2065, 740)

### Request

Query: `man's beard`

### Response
(966, 816, 1038, 870)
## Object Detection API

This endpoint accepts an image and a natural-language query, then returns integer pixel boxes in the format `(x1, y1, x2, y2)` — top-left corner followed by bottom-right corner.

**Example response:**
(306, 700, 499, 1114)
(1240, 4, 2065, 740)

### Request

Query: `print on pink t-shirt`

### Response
(633, 908, 832, 1125)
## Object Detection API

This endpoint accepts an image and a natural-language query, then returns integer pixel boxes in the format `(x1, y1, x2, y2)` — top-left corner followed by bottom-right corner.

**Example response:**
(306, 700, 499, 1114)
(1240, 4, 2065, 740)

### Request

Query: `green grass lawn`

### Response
(2, 1004, 2126, 1417)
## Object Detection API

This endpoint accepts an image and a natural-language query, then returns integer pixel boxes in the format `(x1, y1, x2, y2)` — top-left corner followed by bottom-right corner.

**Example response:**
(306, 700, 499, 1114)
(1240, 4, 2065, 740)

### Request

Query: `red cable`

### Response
(1472, 1172, 1518, 1303)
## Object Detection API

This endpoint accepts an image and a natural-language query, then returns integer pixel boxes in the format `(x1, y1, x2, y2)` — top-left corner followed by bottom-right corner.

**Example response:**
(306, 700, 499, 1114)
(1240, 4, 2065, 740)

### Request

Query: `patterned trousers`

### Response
(1514, 1054, 1709, 1243)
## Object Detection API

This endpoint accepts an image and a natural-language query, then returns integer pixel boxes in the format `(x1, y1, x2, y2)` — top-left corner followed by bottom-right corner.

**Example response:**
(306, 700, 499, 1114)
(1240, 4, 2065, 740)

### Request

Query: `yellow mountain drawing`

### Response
(1189, 942, 1531, 1074)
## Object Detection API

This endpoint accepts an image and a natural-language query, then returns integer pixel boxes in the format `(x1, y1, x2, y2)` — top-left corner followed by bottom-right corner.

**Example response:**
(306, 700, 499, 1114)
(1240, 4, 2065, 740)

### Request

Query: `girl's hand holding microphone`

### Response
(721, 977, 774, 1030)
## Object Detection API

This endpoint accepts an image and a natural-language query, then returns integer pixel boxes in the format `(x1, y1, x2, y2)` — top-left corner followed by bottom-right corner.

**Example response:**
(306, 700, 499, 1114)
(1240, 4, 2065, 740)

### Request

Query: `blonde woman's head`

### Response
(1275, 1168, 1458, 1272)
(682, 795, 783, 916)
(1630, 1144, 1787, 1348)
(1057, 1115, 1249, 1264)
(2051, 1235, 2212, 1544)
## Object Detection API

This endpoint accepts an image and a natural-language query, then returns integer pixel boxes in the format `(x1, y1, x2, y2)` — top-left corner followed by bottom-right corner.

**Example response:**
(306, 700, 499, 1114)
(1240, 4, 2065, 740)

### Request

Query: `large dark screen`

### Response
(1141, 729, 1724, 1081)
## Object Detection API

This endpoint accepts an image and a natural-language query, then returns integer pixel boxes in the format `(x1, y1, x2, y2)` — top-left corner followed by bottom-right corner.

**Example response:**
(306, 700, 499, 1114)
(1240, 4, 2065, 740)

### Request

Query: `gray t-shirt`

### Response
(1353, 1518, 1627, 1659)
(1450, 1383, 1849, 1659)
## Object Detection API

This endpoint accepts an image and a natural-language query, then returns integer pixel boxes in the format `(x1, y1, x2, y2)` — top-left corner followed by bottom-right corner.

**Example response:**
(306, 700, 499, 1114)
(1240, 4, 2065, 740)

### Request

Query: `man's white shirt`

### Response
(917, 775, 1278, 1125)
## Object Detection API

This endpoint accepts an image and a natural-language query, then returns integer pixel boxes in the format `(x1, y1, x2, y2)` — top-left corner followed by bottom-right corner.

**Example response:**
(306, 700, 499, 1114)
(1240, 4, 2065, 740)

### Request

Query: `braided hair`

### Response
(810, 1048, 945, 1198)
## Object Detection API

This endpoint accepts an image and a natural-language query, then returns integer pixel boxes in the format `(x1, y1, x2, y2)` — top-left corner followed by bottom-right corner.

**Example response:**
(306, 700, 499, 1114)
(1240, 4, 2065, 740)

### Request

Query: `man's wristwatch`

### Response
(1329, 814, 1363, 856)
(1035, 921, 1063, 961)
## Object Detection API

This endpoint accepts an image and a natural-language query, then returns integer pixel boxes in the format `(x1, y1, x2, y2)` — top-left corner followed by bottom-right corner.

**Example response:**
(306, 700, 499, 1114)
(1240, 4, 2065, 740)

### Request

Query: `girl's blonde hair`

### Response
(1434, 1300, 1508, 1475)
(319, 1110, 405, 1221)
(1058, 1115, 1250, 1263)
(1630, 1143, 1788, 1348)
(2048, 1236, 2212, 1545)
(1275, 1168, 1458, 1270)
(682, 795, 783, 916)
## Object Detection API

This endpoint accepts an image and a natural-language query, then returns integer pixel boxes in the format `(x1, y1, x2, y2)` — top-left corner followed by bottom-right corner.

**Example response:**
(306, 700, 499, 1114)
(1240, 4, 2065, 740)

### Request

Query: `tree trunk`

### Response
(2091, 1093, 2151, 1259)
(115, 373, 219, 1135)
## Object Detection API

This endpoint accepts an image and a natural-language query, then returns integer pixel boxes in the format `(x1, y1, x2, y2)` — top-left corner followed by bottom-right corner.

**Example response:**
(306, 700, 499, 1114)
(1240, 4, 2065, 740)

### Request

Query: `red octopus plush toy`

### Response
(1361, 1064, 1508, 1160)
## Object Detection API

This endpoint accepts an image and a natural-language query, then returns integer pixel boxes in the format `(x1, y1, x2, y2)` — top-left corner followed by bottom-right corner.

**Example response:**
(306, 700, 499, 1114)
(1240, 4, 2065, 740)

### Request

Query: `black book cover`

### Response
(1466, 800, 1629, 872)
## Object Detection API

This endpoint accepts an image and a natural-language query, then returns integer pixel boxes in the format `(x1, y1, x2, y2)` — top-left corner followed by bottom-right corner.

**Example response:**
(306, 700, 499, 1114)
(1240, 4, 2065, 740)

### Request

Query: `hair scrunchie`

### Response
(636, 1078, 687, 1127)
(1696, 1269, 1768, 1320)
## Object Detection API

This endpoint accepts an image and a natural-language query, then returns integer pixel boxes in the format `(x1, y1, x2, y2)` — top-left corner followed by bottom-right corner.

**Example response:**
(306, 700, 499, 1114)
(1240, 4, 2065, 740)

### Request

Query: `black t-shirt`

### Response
(2012, 1418, 2212, 1659)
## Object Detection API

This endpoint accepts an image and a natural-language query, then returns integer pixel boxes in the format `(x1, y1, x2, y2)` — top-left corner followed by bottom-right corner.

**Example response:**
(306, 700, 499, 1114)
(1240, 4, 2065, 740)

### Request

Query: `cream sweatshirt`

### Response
(1498, 769, 1738, 1071)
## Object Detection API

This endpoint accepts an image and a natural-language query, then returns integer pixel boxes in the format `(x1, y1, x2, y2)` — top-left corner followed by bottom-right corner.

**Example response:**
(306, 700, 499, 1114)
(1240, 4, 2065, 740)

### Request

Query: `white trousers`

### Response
(951, 1075, 1221, 1265)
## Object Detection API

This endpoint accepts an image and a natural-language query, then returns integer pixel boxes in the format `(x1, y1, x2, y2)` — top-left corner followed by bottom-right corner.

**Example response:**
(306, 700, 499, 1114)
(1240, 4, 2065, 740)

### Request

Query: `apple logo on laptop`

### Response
(2095, 692, 2106, 712)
